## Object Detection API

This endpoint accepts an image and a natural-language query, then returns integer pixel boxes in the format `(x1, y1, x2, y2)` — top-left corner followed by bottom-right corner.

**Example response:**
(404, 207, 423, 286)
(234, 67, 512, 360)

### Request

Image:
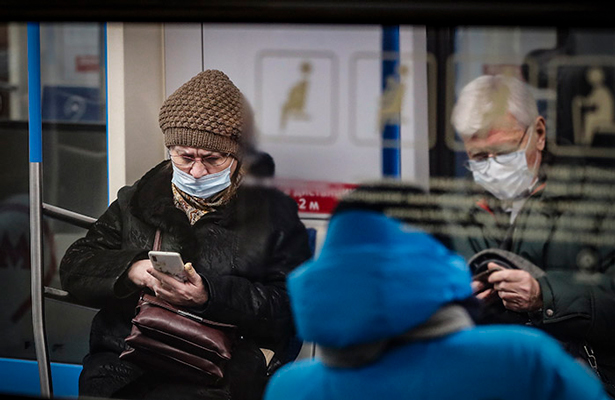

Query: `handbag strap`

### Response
(153, 229, 162, 251)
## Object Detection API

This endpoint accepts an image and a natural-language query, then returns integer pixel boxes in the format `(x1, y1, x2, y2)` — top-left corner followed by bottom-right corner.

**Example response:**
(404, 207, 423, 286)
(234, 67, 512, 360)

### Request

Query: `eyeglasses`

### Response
(169, 151, 231, 170)
(464, 126, 532, 173)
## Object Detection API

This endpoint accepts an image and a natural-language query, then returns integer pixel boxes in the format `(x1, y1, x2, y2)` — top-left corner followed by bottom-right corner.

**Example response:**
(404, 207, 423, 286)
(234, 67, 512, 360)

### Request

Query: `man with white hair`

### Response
(448, 74, 615, 397)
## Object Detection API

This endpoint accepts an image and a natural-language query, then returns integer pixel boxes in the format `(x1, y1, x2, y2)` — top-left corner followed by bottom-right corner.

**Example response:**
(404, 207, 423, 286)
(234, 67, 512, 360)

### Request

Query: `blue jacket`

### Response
(265, 211, 609, 400)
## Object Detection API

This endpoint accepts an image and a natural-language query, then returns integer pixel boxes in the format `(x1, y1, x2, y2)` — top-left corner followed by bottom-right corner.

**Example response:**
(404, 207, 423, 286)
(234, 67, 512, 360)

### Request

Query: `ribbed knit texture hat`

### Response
(159, 70, 243, 157)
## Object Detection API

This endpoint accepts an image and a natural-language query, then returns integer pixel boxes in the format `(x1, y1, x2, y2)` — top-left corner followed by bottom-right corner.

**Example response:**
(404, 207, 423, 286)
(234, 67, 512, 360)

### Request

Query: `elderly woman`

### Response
(60, 70, 312, 400)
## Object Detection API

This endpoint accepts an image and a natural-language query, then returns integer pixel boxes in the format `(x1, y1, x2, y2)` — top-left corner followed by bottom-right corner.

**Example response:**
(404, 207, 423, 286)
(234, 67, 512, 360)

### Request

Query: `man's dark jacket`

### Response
(441, 165, 615, 397)
(60, 161, 312, 399)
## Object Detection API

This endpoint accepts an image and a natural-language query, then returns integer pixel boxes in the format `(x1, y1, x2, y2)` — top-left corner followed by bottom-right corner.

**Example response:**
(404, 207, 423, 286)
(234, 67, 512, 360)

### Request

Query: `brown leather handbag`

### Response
(120, 293, 237, 384)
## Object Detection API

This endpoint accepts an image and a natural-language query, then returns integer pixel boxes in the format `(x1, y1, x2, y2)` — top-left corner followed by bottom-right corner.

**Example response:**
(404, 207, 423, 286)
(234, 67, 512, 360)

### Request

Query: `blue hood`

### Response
(287, 211, 472, 348)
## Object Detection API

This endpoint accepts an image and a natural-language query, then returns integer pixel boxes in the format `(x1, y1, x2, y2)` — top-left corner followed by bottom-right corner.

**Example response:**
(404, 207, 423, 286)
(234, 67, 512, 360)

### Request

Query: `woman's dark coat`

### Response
(60, 161, 312, 399)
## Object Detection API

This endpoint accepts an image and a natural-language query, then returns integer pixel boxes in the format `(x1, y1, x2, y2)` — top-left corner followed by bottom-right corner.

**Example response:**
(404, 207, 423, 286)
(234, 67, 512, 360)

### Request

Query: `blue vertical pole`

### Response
(27, 21, 53, 398)
(381, 25, 401, 179)
(104, 23, 110, 204)
(28, 23, 43, 164)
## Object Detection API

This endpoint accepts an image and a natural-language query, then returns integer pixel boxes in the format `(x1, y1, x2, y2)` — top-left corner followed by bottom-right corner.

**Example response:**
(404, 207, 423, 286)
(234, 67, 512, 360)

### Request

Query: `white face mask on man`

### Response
(468, 129, 538, 201)
(171, 159, 234, 199)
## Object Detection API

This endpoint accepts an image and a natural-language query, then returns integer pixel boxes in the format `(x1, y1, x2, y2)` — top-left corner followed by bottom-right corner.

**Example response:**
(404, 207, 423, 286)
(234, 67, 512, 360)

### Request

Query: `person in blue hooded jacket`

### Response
(264, 207, 610, 400)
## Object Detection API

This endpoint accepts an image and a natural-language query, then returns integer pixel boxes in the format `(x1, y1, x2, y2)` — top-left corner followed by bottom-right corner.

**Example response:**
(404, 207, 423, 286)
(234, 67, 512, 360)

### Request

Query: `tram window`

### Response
(0, 22, 106, 364)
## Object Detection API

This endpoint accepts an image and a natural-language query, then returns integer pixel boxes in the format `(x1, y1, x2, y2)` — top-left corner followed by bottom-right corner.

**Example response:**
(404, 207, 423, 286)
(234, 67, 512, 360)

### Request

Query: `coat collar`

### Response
(128, 161, 187, 230)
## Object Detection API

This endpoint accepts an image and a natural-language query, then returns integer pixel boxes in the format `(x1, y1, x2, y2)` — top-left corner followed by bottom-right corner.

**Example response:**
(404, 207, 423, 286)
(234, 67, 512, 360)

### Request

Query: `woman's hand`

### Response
(128, 259, 159, 288)
(147, 263, 209, 307)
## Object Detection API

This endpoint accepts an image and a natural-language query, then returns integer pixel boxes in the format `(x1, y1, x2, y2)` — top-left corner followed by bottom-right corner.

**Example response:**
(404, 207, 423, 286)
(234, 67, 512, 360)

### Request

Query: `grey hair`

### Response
(451, 75, 539, 138)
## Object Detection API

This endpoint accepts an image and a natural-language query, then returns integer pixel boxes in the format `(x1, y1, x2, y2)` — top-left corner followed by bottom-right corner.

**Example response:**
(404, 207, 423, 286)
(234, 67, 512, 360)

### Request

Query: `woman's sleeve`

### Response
(59, 197, 149, 308)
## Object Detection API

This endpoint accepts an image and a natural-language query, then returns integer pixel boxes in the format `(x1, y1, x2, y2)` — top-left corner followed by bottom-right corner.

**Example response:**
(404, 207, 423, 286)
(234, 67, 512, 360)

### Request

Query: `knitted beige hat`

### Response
(159, 70, 243, 157)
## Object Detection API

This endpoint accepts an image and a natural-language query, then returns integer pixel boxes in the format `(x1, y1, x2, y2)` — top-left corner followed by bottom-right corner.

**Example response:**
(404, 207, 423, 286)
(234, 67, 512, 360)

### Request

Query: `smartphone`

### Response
(471, 266, 504, 295)
(472, 265, 504, 284)
(472, 268, 495, 284)
(148, 251, 187, 282)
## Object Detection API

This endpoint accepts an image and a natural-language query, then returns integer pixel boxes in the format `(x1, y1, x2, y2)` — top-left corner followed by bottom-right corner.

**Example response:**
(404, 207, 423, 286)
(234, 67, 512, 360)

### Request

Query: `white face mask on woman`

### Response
(171, 159, 234, 199)
(468, 130, 538, 201)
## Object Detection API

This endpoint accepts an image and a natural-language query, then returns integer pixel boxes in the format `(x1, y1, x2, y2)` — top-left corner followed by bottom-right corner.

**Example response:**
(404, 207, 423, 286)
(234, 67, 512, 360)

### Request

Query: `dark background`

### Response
(0, 0, 611, 27)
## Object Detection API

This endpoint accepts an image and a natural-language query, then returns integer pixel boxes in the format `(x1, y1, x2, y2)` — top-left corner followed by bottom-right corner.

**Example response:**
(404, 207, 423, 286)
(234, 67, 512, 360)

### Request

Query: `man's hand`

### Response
(483, 262, 543, 312)
(147, 262, 209, 307)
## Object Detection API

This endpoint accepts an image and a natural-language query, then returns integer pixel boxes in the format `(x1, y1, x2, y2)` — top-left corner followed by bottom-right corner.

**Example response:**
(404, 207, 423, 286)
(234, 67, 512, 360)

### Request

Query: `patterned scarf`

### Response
(170, 161, 244, 225)
(172, 183, 218, 225)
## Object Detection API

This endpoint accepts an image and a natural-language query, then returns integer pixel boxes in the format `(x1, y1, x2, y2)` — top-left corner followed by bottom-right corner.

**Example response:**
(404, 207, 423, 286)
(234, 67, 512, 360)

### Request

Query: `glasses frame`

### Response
(169, 150, 232, 171)
(464, 126, 532, 173)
